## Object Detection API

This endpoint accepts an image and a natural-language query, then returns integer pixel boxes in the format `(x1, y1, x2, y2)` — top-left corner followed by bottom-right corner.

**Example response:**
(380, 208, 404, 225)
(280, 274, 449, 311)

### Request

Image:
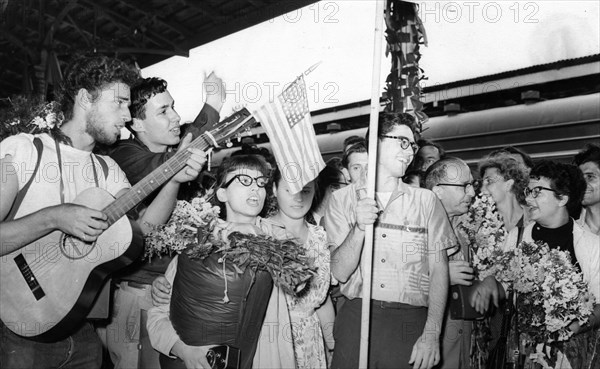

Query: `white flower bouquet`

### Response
(491, 240, 596, 366)
(457, 193, 507, 279)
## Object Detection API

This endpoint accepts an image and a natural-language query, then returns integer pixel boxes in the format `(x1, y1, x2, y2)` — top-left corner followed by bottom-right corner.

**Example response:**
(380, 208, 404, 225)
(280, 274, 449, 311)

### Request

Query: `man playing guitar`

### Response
(0, 55, 206, 369)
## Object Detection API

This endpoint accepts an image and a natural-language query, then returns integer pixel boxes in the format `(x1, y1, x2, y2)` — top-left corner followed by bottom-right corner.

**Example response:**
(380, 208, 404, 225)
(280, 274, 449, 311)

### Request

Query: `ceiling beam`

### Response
(0, 78, 23, 93)
(20, 4, 96, 50)
(91, 47, 184, 57)
(245, 0, 267, 7)
(180, 0, 227, 22)
(0, 27, 36, 60)
(117, 0, 194, 38)
(66, 14, 92, 46)
(79, 0, 189, 56)
(44, 0, 79, 46)
(185, 0, 319, 51)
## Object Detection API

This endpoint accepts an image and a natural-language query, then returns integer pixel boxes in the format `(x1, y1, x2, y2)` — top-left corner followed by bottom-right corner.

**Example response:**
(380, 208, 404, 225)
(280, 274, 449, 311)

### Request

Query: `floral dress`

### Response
(286, 224, 331, 369)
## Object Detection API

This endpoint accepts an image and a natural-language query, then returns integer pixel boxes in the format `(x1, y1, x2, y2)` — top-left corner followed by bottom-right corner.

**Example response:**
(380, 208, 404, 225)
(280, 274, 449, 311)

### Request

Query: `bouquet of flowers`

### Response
(1, 96, 63, 141)
(144, 194, 316, 297)
(457, 193, 507, 279)
(490, 240, 596, 366)
(144, 195, 221, 259)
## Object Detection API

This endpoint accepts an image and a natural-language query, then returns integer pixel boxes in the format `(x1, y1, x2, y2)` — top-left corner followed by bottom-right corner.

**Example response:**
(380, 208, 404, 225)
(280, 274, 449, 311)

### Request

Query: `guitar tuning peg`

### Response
(226, 140, 233, 148)
(237, 136, 241, 143)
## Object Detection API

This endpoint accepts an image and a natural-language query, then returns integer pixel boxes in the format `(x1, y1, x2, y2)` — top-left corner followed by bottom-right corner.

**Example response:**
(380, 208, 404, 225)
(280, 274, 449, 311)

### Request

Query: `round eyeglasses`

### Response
(224, 174, 269, 188)
(523, 186, 556, 198)
(379, 135, 419, 152)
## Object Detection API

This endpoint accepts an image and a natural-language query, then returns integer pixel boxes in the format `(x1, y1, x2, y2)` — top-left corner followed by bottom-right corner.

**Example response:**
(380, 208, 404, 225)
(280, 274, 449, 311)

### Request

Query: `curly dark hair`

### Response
(365, 112, 420, 151)
(479, 153, 530, 204)
(55, 55, 140, 122)
(573, 143, 600, 169)
(529, 160, 586, 218)
(129, 77, 168, 121)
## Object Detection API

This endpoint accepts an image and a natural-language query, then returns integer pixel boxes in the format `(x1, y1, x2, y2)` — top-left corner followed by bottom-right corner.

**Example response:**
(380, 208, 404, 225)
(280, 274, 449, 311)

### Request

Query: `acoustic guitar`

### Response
(0, 109, 256, 342)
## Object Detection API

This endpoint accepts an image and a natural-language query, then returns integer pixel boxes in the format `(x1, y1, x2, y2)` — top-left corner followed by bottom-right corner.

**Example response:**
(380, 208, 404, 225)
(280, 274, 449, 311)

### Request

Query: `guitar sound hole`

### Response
(60, 234, 96, 260)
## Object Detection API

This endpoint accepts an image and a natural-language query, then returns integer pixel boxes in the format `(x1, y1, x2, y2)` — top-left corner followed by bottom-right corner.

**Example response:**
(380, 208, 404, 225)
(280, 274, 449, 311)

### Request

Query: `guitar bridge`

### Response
(14, 254, 45, 300)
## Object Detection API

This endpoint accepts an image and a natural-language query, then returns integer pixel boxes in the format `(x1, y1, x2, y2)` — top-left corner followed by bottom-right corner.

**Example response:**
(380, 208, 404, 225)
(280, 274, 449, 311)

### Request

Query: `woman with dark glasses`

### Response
(147, 154, 296, 369)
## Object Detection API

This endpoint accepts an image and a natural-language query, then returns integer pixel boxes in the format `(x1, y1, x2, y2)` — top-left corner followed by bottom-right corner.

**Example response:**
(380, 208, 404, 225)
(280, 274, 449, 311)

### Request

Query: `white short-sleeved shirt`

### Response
(1, 133, 130, 218)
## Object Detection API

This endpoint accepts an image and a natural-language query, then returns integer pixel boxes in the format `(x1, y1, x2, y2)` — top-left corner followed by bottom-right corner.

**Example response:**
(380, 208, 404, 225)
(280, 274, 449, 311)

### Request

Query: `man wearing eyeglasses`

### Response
(324, 112, 455, 369)
(424, 157, 475, 369)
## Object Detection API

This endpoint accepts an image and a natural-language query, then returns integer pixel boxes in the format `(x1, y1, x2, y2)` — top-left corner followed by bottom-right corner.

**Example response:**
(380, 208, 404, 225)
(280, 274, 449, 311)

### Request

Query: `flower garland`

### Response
(144, 195, 317, 297)
(490, 240, 596, 366)
(457, 193, 507, 279)
(384, 0, 429, 130)
(0, 96, 63, 141)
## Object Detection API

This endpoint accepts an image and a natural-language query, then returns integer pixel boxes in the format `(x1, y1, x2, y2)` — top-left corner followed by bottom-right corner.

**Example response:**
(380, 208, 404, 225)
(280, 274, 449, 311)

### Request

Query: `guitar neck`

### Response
(103, 134, 215, 225)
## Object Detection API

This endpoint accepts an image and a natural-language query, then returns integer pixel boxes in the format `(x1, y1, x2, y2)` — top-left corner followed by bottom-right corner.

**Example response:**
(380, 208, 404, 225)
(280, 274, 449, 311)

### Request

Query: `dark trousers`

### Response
(331, 298, 427, 369)
(1, 322, 102, 369)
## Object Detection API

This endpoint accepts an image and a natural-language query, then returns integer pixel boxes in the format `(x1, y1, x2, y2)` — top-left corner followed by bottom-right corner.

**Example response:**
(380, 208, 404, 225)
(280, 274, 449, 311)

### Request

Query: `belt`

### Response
(371, 299, 422, 310)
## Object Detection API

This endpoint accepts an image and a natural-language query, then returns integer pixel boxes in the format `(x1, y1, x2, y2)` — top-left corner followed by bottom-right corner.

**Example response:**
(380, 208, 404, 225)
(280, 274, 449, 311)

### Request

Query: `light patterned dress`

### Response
(286, 224, 331, 369)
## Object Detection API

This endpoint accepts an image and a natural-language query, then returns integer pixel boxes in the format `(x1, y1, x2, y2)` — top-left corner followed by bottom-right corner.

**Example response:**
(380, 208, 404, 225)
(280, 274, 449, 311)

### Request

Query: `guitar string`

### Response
(26, 119, 251, 274)
(27, 134, 216, 273)
(27, 139, 100, 273)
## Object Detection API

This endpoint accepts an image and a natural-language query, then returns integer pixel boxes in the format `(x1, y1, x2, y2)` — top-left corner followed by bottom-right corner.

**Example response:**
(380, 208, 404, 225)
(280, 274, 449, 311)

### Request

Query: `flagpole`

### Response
(359, 1, 385, 368)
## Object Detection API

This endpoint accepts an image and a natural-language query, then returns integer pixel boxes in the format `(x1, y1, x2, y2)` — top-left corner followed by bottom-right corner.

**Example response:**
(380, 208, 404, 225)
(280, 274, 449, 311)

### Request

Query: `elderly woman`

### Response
(474, 160, 600, 368)
(479, 152, 531, 232)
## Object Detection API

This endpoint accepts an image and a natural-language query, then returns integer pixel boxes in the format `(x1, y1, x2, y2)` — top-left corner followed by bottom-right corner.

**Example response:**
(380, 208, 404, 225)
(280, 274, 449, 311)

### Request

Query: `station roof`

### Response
(0, 0, 318, 97)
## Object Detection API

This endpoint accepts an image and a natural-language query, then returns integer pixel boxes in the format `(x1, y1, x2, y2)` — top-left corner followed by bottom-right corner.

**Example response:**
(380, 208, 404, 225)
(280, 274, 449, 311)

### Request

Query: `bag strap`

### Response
(94, 154, 109, 180)
(5, 137, 44, 221)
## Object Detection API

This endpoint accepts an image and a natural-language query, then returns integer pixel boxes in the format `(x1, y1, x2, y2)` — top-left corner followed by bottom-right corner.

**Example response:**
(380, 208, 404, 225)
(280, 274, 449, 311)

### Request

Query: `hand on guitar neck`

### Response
(0, 108, 255, 341)
(0, 133, 206, 256)
(135, 133, 207, 234)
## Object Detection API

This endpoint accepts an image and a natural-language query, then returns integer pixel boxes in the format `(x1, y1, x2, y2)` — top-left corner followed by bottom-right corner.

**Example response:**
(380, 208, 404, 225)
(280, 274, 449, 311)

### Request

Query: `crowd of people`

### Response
(0, 54, 599, 369)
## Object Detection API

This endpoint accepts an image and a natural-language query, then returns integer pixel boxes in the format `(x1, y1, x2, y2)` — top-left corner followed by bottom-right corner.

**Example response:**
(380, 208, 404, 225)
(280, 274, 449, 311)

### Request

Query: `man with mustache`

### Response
(0, 55, 205, 369)
(102, 75, 223, 369)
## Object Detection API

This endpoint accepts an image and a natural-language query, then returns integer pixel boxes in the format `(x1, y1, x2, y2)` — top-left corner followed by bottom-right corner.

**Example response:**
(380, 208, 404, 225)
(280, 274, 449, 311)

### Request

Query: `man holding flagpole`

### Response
(323, 112, 456, 369)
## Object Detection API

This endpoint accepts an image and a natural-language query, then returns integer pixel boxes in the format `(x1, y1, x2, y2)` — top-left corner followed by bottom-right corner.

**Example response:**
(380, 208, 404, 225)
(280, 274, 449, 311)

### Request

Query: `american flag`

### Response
(252, 75, 325, 194)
